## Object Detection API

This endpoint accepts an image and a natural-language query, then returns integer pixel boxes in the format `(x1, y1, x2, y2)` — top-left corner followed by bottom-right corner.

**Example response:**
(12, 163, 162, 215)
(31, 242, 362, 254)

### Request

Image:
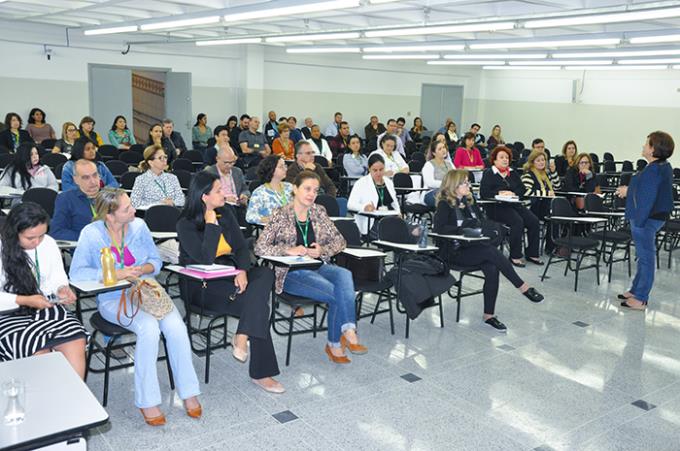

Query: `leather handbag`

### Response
(117, 278, 174, 326)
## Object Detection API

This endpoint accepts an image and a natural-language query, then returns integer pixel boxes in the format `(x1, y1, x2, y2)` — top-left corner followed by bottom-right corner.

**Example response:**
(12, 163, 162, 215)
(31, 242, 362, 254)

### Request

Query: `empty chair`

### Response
(98, 145, 119, 161)
(145, 205, 181, 232)
(120, 171, 142, 190)
(105, 160, 129, 177)
(603, 160, 616, 173)
(603, 152, 614, 161)
(172, 169, 192, 191)
(410, 151, 426, 164)
(314, 155, 329, 167)
(119, 151, 143, 166)
(182, 149, 204, 164)
(636, 159, 647, 172)
(22, 188, 58, 218)
(408, 160, 424, 173)
(621, 160, 634, 172)
(0, 153, 13, 169)
(314, 194, 340, 217)
(40, 153, 67, 170)
(129, 143, 144, 154)
(171, 158, 194, 173)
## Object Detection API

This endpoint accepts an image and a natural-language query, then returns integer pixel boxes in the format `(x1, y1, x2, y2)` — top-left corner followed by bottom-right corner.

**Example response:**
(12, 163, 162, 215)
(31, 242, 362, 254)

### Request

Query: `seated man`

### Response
(301, 117, 314, 139)
(286, 140, 337, 197)
(287, 116, 303, 143)
(238, 116, 271, 169)
(162, 118, 188, 157)
(230, 114, 249, 150)
(204, 145, 250, 226)
(364, 115, 385, 143)
(329, 121, 351, 157)
(50, 160, 101, 241)
(204, 125, 231, 166)
(376, 119, 406, 157)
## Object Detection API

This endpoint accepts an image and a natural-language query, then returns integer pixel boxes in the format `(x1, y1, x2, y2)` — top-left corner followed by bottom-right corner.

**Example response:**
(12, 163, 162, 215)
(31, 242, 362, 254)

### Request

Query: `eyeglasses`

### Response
(67, 128, 77, 132)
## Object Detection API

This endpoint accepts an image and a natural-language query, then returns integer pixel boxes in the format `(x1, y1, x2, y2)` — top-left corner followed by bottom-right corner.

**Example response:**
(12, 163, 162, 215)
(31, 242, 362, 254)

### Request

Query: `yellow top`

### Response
(216, 234, 232, 257)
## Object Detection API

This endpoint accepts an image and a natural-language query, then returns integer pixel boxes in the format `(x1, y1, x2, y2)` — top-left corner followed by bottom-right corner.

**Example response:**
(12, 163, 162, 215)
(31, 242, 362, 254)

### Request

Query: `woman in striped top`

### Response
(522, 149, 561, 253)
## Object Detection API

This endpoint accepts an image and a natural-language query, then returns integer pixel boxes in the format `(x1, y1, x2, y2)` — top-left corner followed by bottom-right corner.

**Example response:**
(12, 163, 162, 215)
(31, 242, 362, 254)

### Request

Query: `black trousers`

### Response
(486, 204, 540, 259)
(450, 244, 525, 315)
(186, 266, 279, 379)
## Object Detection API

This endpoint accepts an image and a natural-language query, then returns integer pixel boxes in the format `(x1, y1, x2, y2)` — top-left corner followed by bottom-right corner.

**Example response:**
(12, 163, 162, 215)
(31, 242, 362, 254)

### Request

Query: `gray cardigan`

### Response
(204, 165, 250, 198)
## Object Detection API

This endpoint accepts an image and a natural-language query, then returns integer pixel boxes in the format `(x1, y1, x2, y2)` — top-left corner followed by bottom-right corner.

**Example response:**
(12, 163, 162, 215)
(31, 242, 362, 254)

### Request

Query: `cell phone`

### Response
(46, 294, 63, 304)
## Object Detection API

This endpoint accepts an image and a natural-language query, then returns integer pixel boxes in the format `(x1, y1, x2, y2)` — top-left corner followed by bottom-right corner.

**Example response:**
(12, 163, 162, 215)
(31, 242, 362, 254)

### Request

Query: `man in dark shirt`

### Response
(287, 116, 303, 143)
(263, 110, 279, 145)
(230, 114, 249, 150)
(364, 115, 386, 142)
(204, 125, 231, 166)
(238, 116, 271, 168)
(329, 121, 351, 157)
(50, 160, 101, 241)
(162, 119, 188, 157)
(301, 117, 313, 139)
(285, 140, 337, 197)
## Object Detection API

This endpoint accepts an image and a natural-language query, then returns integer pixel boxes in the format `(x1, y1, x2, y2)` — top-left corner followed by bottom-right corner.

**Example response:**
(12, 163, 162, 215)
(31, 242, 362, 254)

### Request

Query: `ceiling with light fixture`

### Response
(3, 0, 680, 70)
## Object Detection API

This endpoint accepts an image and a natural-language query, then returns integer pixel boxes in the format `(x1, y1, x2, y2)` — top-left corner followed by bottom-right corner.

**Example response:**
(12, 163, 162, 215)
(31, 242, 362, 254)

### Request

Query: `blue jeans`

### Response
(282, 264, 356, 347)
(629, 219, 664, 303)
(424, 190, 438, 207)
(98, 297, 200, 408)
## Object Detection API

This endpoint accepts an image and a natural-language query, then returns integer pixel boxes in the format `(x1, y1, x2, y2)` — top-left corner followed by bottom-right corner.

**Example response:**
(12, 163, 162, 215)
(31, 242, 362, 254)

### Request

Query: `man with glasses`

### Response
(51, 160, 102, 240)
(285, 140, 337, 197)
(205, 146, 250, 228)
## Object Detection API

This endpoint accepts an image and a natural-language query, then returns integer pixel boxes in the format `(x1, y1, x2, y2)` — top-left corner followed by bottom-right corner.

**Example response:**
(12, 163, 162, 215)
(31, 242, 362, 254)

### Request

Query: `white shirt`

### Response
(369, 149, 408, 176)
(347, 175, 401, 235)
(308, 138, 333, 163)
(0, 235, 69, 312)
(377, 132, 406, 157)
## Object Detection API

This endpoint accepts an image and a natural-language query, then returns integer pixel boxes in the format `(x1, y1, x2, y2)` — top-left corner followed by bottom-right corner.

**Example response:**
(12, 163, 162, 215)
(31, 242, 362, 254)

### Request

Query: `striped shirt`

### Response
(521, 170, 562, 197)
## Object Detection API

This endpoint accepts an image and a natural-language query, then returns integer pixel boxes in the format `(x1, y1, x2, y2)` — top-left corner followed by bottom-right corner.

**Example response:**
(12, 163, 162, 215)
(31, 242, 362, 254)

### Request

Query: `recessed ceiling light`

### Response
(565, 65, 668, 70)
(508, 59, 613, 66)
(554, 49, 680, 58)
(618, 58, 680, 64)
(483, 66, 560, 71)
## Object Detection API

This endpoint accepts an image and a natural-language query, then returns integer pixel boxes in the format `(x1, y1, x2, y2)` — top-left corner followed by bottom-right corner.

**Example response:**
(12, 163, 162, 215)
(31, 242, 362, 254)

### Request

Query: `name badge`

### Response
(254, 144, 260, 149)
(378, 206, 388, 211)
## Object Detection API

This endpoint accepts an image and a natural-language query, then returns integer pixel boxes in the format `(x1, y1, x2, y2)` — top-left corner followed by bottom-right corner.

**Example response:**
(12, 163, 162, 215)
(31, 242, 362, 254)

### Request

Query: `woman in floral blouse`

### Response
(245, 155, 293, 225)
(130, 145, 185, 208)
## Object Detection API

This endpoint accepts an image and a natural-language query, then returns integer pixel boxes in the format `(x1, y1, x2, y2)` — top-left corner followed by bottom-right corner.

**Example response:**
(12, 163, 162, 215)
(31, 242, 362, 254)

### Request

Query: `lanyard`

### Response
(89, 201, 96, 219)
(153, 177, 168, 197)
(106, 224, 126, 268)
(33, 249, 40, 286)
(375, 183, 386, 206)
(296, 217, 311, 247)
(267, 183, 288, 206)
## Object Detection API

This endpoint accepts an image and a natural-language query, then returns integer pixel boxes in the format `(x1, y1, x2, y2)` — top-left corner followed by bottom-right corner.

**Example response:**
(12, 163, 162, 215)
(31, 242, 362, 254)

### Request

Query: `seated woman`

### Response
(53, 122, 78, 155)
(444, 121, 459, 153)
(347, 154, 401, 237)
(78, 116, 104, 147)
(191, 113, 212, 152)
(272, 123, 295, 160)
(177, 172, 283, 393)
(565, 152, 600, 211)
(131, 145, 185, 208)
(0, 112, 33, 152)
(108, 115, 136, 150)
(480, 146, 542, 267)
(26, 108, 56, 144)
(0, 203, 87, 376)
(487, 125, 504, 151)
(69, 188, 201, 426)
(146, 123, 178, 165)
(453, 132, 484, 170)
(369, 135, 408, 177)
(245, 155, 293, 225)
(255, 170, 367, 363)
(0, 142, 59, 195)
(61, 138, 119, 192)
(342, 135, 368, 177)
(556, 140, 579, 176)
(423, 139, 454, 207)
(433, 170, 544, 332)
(409, 117, 427, 144)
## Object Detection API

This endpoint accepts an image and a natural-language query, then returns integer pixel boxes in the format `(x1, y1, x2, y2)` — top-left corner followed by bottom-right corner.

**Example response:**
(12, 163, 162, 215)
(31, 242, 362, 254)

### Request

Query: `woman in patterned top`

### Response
(245, 155, 293, 225)
(255, 170, 367, 364)
(130, 145, 185, 208)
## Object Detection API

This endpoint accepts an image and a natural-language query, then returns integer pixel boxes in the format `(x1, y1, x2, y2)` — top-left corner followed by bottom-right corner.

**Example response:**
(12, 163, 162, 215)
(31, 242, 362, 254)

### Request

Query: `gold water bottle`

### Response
(101, 247, 118, 286)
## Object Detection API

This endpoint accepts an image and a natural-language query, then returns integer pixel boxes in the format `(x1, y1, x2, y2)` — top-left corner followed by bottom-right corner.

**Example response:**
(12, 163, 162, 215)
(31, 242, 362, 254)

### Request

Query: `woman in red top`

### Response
(454, 132, 484, 169)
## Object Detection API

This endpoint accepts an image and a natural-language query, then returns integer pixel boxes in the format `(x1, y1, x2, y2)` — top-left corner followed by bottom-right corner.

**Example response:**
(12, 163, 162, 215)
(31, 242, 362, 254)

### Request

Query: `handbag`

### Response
(117, 278, 174, 326)
(336, 252, 384, 283)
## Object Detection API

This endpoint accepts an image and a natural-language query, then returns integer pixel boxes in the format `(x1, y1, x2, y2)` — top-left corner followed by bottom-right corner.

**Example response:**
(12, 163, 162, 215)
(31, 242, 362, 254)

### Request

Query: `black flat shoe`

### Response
(620, 300, 646, 311)
(523, 288, 544, 303)
(484, 317, 507, 333)
(526, 257, 544, 266)
(510, 259, 526, 268)
(617, 293, 632, 300)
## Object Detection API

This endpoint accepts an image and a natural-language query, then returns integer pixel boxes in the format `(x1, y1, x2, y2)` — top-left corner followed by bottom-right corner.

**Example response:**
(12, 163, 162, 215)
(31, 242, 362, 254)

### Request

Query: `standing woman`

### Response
(342, 135, 368, 177)
(422, 139, 454, 207)
(0, 202, 87, 376)
(177, 172, 283, 393)
(78, 116, 104, 147)
(130, 145, 185, 208)
(108, 115, 136, 150)
(70, 189, 201, 425)
(255, 171, 367, 363)
(26, 108, 56, 144)
(616, 131, 674, 310)
(60, 139, 119, 192)
(191, 113, 212, 152)
(246, 155, 293, 225)
(0, 142, 59, 194)
(0, 113, 33, 152)
(487, 125, 504, 151)
(53, 122, 78, 155)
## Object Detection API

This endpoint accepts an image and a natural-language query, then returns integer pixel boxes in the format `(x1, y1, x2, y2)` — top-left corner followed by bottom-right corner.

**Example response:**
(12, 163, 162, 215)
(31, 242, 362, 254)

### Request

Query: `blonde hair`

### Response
(61, 121, 77, 140)
(436, 169, 473, 206)
(139, 144, 164, 172)
(93, 188, 127, 221)
(523, 149, 552, 191)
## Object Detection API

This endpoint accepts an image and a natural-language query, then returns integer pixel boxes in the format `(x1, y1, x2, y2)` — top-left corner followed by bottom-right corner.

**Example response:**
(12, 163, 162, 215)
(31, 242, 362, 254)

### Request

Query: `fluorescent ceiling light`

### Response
(554, 49, 680, 58)
(363, 44, 465, 52)
(565, 65, 668, 71)
(365, 21, 515, 38)
(630, 34, 680, 44)
(508, 59, 613, 66)
(140, 16, 220, 31)
(483, 66, 560, 71)
(266, 32, 360, 43)
(369, 0, 402, 3)
(363, 54, 439, 60)
(443, 53, 547, 59)
(525, 6, 680, 29)
(84, 25, 138, 35)
(429, 60, 505, 65)
(286, 47, 361, 53)
(471, 38, 620, 50)
(618, 58, 680, 64)
(196, 37, 262, 46)
(224, 0, 360, 22)
(673, 65, 680, 69)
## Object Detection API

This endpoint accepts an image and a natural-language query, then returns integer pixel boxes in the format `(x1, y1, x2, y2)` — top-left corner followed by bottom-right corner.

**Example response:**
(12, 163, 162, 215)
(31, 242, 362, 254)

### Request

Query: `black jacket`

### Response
(0, 129, 33, 151)
(479, 168, 524, 199)
(301, 127, 312, 139)
(177, 206, 251, 307)
(564, 167, 598, 193)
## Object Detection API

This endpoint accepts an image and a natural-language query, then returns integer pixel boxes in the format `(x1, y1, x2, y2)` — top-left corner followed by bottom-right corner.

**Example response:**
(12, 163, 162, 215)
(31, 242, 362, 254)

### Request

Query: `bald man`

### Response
(204, 146, 250, 206)
(51, 160, 102, 240)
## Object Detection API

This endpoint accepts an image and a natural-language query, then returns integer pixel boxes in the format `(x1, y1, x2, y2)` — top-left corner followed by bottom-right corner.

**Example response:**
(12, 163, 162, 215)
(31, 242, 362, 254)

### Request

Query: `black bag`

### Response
(336, 252, 384, 283)
(399, 254, 448, 277)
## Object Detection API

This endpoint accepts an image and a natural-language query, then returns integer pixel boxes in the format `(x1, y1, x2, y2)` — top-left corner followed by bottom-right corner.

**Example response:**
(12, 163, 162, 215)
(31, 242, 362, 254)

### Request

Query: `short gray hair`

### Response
(162, 118, 173, 125)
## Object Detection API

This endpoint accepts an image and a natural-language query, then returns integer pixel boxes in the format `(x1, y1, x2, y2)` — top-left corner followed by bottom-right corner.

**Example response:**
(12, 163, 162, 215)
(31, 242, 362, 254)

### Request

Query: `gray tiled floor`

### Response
(84, 253, 680, 451)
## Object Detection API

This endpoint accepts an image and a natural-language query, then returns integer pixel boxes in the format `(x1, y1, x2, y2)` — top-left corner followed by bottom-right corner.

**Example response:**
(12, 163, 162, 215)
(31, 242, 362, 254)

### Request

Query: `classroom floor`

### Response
(84, 253, 680, 451)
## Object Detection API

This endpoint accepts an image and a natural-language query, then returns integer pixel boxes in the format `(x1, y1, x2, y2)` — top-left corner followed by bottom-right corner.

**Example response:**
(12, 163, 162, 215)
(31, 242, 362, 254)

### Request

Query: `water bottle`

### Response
(418, 220, 428, 248)
(3, 379, 25, 425)
(101, 247, 118, 286)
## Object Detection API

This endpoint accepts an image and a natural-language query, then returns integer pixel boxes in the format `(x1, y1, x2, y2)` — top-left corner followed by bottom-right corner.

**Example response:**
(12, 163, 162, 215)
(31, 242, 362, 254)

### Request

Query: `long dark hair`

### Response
(71, 137, 96, 161)
(1, 202, 50, 296)
(3, 142, 37, 190)
(110, 115, 128, 131)
(28, 108, 46, 125)
(181, 171, 219, 229)
(193, 114, 207, 127)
